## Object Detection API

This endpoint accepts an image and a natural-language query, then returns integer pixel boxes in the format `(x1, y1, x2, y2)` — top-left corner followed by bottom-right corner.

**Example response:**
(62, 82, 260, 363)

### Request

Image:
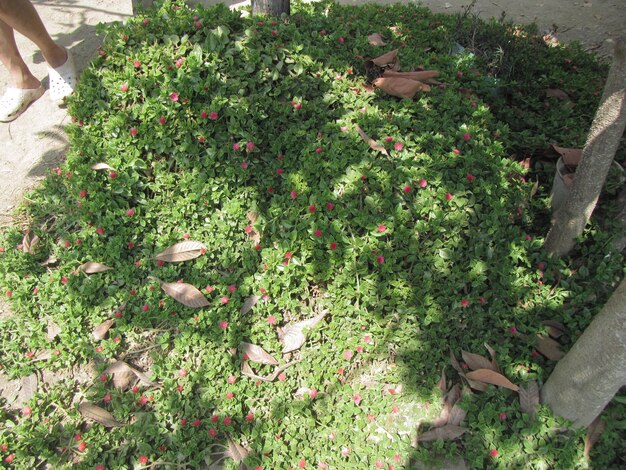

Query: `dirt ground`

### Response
(0, 0, 624, 404)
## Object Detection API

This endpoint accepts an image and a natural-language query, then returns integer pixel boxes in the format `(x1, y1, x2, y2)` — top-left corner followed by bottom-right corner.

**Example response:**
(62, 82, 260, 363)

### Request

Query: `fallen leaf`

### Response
(22, 230, 40, 255)
(466, 369, 519, 391)
(382, 70, 439, 81)
(448, 404, 467, 426)
(149, 276, 209, 308)
(91, 162, 115, 171)
(373, 77, 430, 99)
(449, 350, 465, 376)
(93, 319, 115, 340)
(416, 424, 466, 442)
(368, 33, 387, 46)
(18, 374, 38, 405)
(530, 179, 540, 198)
(518, 381, 539, 415)
(543, 320, 567, 339)
(73, 261, 112, 275)
(550, 145, 582, 166)
(437, 369, 447, 394)
(46, 320, 61, 341)
(154, 241, 207, 263)
(461, 350, 496, 372)
(105, 361, 154, 388)
(241, 295, 259, 315)
(278, 310, 327, 353)
(483, 343, 500, 372)
(584, 415, 605, 460)
(241, 359, 299, 382)
(78, 402, 123, 427)
(355, 125, 389, 156)
(240, 342, 279, 365)
(434, 383, 461, 427)
(371, 49, 399, 68)
(226, 435, 249, 462)
(545, 88, 570, 100)
(39, 255, 58, 267)
(535, 334, 564, 360)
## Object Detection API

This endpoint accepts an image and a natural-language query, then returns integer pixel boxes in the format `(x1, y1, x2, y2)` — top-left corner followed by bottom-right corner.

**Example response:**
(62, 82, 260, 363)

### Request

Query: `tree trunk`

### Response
(541, 277, 626, 428)
(251, 0, 290, 16)
(544, 37, 626, 257)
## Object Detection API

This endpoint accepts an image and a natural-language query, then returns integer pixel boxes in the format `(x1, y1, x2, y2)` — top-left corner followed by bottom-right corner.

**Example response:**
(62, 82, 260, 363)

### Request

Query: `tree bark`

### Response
(541, 277, 626, 428)
(251, 0, 290, 16)
(544, 37, 626, 257)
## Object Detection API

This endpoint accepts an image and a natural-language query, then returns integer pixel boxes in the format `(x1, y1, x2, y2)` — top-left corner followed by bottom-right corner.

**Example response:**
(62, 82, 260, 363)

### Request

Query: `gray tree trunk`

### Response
(544, 37, 626, 257)
(251, 0, 290, 16)
(541, 277, 626, 428)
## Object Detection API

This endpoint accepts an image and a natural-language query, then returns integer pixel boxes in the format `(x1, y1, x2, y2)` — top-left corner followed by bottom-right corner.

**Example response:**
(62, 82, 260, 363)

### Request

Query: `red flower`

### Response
(219, 320, 229, 329)
(21, 406, 32, 416)
(394, 142, 404, 151)
(142, 304, 149, 312)
(120, 83, 129, 92)
(445, 193, 454, 201)
(138, 455, 148, 465)
(96, 227, 104, 235)
(130, 127, 138, 136)
(220, 297, 229, 305)
(499, 412, 507, 420)
(385, 136, 392, 143)
(510, 326, 518, 334)
(226, 392, 234, 400)
(453, 148, 460, 155)
(126, 208, 135, 217)
(267, 315, 277, 325)
(461, 298, 469, 308)
(489, 449, 498, 458)
(77, 441, 87, 452)
(103, 393, 112, 403)
(326, 202, 334, 210)
(356, 345, 364, 353)
(403, 185, 412, 193)
(343, 350, 353, 360)
(290, 191, 298, 199)
(133, 60, 141, 68)
(308, 204, 316, 213)
(61, 276, 69, 285)
(377, 225, 386, 232)
(233, 143, 241, 151)
(466, 174, 475, 182)
(277, 168, 284, 175)
(246, 412, 254, 422)
(201, 111, 208, 119)
(95, 465, 105, 470)
(209, 428, 217, 437)
(211, 415, 219, 423)
(246, 141, 255, 151)
(299, 459, 307, 468)
(376, 255, 385, 264)
(4, 454, 15, 464)
(169, 92, 179, 102)
(314, 229, 323, 237)
(463, 133, 471, 141)
(309, 389, 318, 399)
(227, 375, 237, 384)
(338, 37, 344, 44)
(223, 416, 232, 425)
(329, 242, 337, 250)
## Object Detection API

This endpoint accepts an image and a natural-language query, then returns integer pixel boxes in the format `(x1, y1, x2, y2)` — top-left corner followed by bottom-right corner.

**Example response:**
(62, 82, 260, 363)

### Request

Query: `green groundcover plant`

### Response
(0, 1, 624, 468)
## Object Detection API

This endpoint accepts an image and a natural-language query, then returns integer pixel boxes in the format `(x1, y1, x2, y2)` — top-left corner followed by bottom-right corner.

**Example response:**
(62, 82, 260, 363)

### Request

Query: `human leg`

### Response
(0, 18, 40, 89)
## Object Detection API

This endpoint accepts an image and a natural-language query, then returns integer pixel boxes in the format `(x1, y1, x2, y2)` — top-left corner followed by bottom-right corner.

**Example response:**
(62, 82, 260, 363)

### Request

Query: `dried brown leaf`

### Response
(466, 369, 519, 391)
(74, 261, 112, 275)
(449, 350, 465, 376)
(382, 70, 439, 81)
(373, 77, 430, 99)
(530, 179, 540, 198)
(241, 295, 259, 315)
(93, 319, 115, 340)
(78, 402, 123, 427)
(240, 342, 279, 365)
(149, 276, 209, 308)
(367, 33, 387, 46)
(448, 404, 467, 426)
(371, 49, 399, 68)
(46, 320, 61, 341)
(278, 310, 327, 353)
(543, 320, 567, 339)
(518, 381, 540, 415)
(18, 374, 38, 405)
(39, 255, 58, 267)
(154, 241, 207, 263)
(437, 369, 447, 394)
(22, 230, 40, 255)
(467, 379, 489, 392)
(91, 162, 115, 171)
(584, 415, 605, 460)
(483, 343, 500, 372)
(461, 351, 496, 372)
(545, 88, 570, 100)
(246, 211, 258, 224)
(550, 145, 582, 166)
(105, 361, 154, 389)
(355, 125, 389, 156)
(417, 424, 466, 442)
(226, 435, 249, 462)
(535, 334, 564, 360)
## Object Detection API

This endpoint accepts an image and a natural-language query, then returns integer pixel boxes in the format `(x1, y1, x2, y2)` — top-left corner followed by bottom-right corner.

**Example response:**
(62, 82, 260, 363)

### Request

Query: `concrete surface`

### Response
(0, 0, 624, 227)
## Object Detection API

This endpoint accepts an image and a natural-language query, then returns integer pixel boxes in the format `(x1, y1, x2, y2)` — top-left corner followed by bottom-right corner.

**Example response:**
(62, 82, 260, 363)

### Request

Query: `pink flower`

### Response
(479, 296, 486, 305)
(220, 297, 229, 305)
(226, 392, 234, 400)
(403, 185, 411, 193)
(466, 174, 475, 182)
(326, 202, 334, 210)
(278, 372, 287, 381)
(461, 298, 469, 308)
(130, 128, 138, 137)
(329, 242, 337, 250)
(223, 416, 232, 425)
(299, 460, 307, 469)
(314, 229, 323, 237)
(363, 334, 372, 344)
(385, 136, 392, 143)
(290, 191, 298, 199)
(285, 251, 293, 259)
(343, 350, 353, 360)
(341, 447, 351, 456)
(445, 193, 453, 201)
(394, 142, 404, 151)
(277, 168, 284, 175)
(201, 111, 208, 119)
(182, 233, 190, 239)
(169, 92, 179, 102)
(453, 148, 460, 155)
(309, 389, 318, 399)
(138, 455, 148, 465)
(490, 449, 498, 458)
(352, 394, 362, 405)
(418, 178, 428, 188)
(133, 60, 141, 68)
(499, 412, 507, 420)
(377, 225, 386, 232)
(219, 320, 229, 329)
(246, 141, 255, 151)
(510, 326, 518, 334)
(463, 133, 471, 141)
(233, 143, 241, 151)
(120, 83, 129, 92)
(228, 284, 237, 293)
(267, 315, 277, 325)
(127, 208, 135, 217)
(159, 116, 166, 125)
(175, 58, 184, 68)
(308, 204, 316, 213)
(208, 428, 218, 437)
(315, 147, 323, 154)
(246, 412, 254, 422)
(376, 255, 385, 264)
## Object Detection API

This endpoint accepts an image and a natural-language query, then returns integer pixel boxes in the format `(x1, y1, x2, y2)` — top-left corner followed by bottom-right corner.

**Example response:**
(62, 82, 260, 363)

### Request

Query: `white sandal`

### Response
(48, 49, 78, 104)
(0, 86, 45, 123)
